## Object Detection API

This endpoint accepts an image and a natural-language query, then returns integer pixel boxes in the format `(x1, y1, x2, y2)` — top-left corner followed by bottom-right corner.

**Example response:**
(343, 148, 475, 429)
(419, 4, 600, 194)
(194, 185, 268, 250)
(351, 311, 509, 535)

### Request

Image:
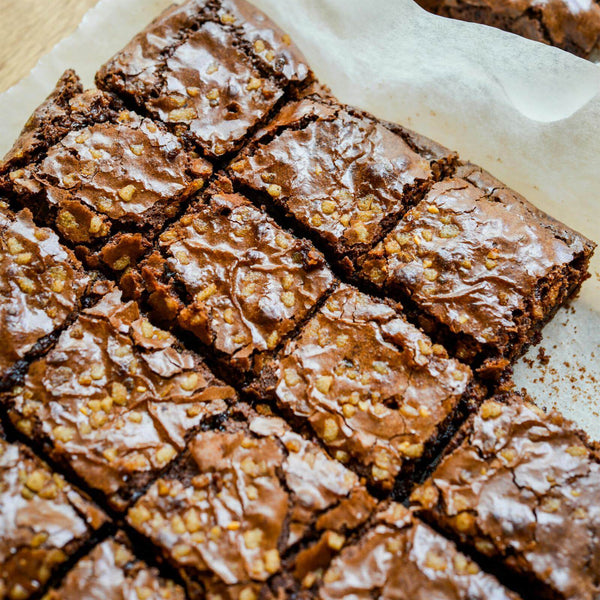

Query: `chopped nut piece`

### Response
(322, 418, 339, 442)
(480, 401, 503, 420)
(267, 184, 282, 198)
(316, 375, 333, 394)
(118, 185, 137, 202)
(326, 531, 346, 550)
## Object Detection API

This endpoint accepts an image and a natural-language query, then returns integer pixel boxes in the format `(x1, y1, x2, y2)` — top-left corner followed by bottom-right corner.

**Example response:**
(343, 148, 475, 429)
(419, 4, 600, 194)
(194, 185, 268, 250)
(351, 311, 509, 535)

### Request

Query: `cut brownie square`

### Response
(411, 393, 600, 600)
(247, 284, 475, 492)
(141, 177, 335, 378)
(0, 202, 89, 389)
(127, 407, 377, 600)
(43, 533, 185, 600)
(1, 69, 117, 173)
(2, 71, 212, 281)
(0, 436, 107, 600)
(318, 503, 521, 600)
(359, 174, 595, 377)
(6, 285, 236, 511)
(96, 0, 312, 159)
(230, 96, 457, 270)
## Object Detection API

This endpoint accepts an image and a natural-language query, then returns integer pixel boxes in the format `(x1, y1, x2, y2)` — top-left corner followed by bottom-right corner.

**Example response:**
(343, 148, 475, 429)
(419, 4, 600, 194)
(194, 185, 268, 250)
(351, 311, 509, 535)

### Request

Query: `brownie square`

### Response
(43, 534, 185, 600)
(359, 174, 595, 377)
(248, 284, 474, 492)
(6, 285, 236, 511)
(2, 71, 211, 279)
(0, 203, 89, 389)
(127, 407, 376, 600)
(96, 0, 312, 159)
(411, 393, 600, 600)
(0, 437, 107, 600)
(318, 503, 521, 600)
(229, 97, 457, 270)
(1, 70, 117, 173)
(141, 177, 335, 378)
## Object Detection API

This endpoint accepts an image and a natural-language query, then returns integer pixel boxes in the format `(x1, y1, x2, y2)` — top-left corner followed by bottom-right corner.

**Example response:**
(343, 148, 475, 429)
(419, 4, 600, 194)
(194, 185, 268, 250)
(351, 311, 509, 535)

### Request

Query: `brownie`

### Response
(0, 202, 89, 389)
(248, 284, 475, 492)
(127, 407, 377, 600)
(318, 503, 521, 600)
(141, 177, 335, 378)
(229, 96, 457, 270)
(96, 0, 312, 159)
(0, 70, 120, 173)
(416, 0, 600, 59)
(0, 436, 107, 600)
(359, 173, 595, 377)
(43, 534, 185, 600)
(6, 285, 236, 511)
(2, 71, 212, 280)
(411, 393, 600, 600)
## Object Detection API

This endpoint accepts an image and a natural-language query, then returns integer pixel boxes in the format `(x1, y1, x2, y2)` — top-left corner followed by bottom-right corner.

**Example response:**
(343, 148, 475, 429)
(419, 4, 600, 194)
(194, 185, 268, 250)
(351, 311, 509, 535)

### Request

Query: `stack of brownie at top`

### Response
(0, 0, 597, 599)
(415, 0, 600, 60)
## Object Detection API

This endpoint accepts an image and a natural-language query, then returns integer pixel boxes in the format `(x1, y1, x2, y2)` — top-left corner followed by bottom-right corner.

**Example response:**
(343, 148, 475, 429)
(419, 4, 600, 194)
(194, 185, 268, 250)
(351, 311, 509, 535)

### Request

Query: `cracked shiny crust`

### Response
(359, 176, 595, 371)
(43, 536, 186, 600)
(7, 288, 235, 511)
(96, 0, 311, 158)
(418, 0, 600, 58)
(250, 284, 472, 490)
(142, 179, 334, 376)
(0, 206, 89, 382)
(7, 101, 211, 250)
(319, 503, 521, 600)
(411, 394, 600, 600)
(230, 97, 447, 266)
(0, 439, 106, 600)
(127, 410, 375, 600)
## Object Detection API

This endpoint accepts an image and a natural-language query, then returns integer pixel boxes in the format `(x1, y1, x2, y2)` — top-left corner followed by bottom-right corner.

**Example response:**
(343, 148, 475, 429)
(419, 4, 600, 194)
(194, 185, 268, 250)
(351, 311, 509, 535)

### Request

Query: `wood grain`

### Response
(0, 0, 100, 93)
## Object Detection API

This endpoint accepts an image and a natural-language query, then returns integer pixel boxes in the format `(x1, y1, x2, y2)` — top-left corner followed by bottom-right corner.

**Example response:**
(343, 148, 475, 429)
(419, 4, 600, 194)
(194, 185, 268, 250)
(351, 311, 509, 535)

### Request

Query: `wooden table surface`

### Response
(0, 0, 100, 93)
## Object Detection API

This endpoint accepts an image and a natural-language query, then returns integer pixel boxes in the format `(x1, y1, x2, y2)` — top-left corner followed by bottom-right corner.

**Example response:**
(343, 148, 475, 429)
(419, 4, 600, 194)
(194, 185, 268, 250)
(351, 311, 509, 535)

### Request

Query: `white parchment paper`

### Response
(0, 0, 598, 435)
